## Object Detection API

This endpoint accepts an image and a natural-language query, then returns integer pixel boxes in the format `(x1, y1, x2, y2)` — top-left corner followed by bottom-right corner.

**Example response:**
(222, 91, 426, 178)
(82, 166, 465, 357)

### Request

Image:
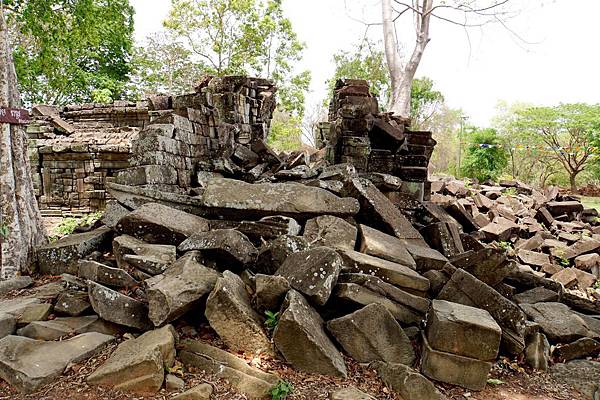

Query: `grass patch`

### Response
(581, 196, 600, 212)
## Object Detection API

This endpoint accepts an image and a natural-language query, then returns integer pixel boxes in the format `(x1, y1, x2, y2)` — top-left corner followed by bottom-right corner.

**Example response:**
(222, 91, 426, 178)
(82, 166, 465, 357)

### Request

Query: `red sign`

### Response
(0, 107, 30, 124)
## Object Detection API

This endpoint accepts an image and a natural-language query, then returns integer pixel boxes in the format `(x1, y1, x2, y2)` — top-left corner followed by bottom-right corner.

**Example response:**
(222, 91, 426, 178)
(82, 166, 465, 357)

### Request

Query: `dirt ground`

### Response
(0, 333, 587, 400)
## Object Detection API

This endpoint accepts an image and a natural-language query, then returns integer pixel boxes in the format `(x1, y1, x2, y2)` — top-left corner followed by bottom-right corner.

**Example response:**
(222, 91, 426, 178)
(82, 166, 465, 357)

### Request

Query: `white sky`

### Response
(130, 0, 600, 126)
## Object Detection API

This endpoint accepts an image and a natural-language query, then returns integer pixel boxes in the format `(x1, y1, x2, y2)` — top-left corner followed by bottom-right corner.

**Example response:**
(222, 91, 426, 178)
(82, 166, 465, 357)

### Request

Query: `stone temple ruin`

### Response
(1, 76, 600, 398)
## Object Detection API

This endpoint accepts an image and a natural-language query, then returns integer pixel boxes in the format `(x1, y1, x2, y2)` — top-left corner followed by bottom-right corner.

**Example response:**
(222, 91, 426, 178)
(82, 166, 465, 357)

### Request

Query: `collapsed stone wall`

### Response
(27, 102, 149, 216)
(317, 79, 437, 201)
(117, 76, 277, 193)
(26, 76, 277, 216)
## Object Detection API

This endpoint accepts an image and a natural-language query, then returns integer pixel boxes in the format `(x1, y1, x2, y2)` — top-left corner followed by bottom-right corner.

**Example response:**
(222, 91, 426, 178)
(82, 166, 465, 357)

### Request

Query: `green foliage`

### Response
(128, 31, 206, 97)
(0, 224, 9, 241)
(410, 77, 444, 129)
(460, 128, 509, 183)
(54, 212, 103, 238)
(556, 256, 570, 268)
(270, 380, 293, 400)
(9, 0, 135, 105)
(326, 39, 390, 107)
(264, 310, 280, 332)
(487, 378, 504, 385)
(498, 241, 513, 251)
(268, 112, 302, 152)
(510, 103, 600, 191)
(163, 0, 310, 117)
(503, 187, 518, 197)
(91, 89, 114, 104)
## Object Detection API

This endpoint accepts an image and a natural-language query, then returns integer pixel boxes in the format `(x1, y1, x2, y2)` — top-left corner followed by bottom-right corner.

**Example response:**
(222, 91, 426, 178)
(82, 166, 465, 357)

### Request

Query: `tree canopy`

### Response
(7, 0, 135, 105)
(460, 128, 508, 183)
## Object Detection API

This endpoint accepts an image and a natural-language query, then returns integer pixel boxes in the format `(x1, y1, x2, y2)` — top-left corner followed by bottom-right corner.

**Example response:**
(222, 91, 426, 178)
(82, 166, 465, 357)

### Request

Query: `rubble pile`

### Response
(0, 78, 599, 399)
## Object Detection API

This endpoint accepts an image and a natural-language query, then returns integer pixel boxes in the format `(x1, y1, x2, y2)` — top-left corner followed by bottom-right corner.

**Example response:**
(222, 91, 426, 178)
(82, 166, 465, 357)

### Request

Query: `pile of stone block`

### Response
(317, 79, 437, 201)
(4, 77, 600, 398)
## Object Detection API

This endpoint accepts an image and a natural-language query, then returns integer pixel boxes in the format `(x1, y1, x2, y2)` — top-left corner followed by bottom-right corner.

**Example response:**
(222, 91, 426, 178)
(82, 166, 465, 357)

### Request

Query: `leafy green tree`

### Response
(326, 39, 390, 107)
(512, 103, 600, 193)
(6, 0, 135, 105)
(461, 128, 509, 183)
(410, 77, 444, 129)
(129, 32, 205, 97)
(268, 111, 303, 152)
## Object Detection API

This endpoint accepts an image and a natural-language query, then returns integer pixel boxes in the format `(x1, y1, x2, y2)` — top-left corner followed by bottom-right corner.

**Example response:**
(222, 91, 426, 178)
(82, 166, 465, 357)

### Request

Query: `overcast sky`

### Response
(130, 0, 600, 126)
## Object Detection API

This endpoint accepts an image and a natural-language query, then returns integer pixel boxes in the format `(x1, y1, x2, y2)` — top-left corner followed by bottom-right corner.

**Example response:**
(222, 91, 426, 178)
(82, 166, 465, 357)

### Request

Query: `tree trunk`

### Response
(382, 0, 431, 118)
(0, 9, 47, 279)
(569, 173, 578, 194)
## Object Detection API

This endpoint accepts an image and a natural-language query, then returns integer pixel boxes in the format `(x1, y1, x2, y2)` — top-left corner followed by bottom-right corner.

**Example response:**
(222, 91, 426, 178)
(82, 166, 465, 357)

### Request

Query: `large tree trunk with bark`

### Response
(569, 173, 578, 194)
(382, 0, 432, 118)
(0, 10, 46, 279)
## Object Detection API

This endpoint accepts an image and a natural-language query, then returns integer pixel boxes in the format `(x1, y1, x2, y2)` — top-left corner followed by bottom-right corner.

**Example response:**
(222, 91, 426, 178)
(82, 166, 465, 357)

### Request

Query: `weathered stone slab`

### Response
(372, 362, 441, 400)
(274, 290, 346, 377)
(520, 302, 597, 342)
(304, 215, 357, 251)
(276, 247, 343, 306)
(358, 225, 416, 268)
(201, 178, 359, 219)
(146, 251, 219, 326)
(518, 250, 551, 268)
(0, 333, 114, 393)
(547, 201, 584, 216)
(339, 249, 429, 292)
(88, 281, 151, 330)
(88, 325, 176, 393)
(179, 339, 279, 399)
(37, 227, 112, 275)
(437, 269, 527, 355)
(403, 242, 448, 272)
(178, 229, 258, 269)
(341, 178, 424, 243)
(555, 337, 600, 362)
(327, 303, 415, 365)
(255, 235, 309, 275)
(550, 360, 600, 399)
(334, 283, 422, 325)
(330, 387, 376, 400)
(563, 237, 600, 260)
(0, 276, 33, 295)
(54, 290, 92, 316)
(452, 248, 515, 286)
(78, 260, 138, 288)
(172, 383, 213, 400)
(513, 287, 559, 304)
(421, 333, 492, 391)
(338, 273, 430, 314)
(426, 300, 501, 361)
(17, 315, 119, 340)
(524, 332, 550, 371)
(205, 271, 272, 355)
(113, 234, 176, 275)
(17, 303, 52, 326)
(254, 274, 290, 313)
(0, 315, 15, 339)
(116, 203, 209, 245)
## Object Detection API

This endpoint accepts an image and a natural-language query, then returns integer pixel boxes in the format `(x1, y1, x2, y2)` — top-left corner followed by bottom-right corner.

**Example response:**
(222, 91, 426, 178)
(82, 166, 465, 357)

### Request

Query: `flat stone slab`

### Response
(78, 260, 138, 288)
(0, 332, 114, 393)
(358, 224, 416, 268)
(88, 325, 176, 393)
(274, 290, 346, 377)
(113, 234, 176, 276)
(426, 300, 501, 361)
(178, 229, 258, 269)
(116, 202, 209, 245)
(421, 332, 492, 391)
(551, 360, 600, 399)
(303, 216, 357, 251)
(339, 249, 429, 292)
(179, 339, 279, 399)
(520, 302, 597, 342)
(327, 303, 415, 365)
(373, 361, 442, 400)
(201, 178, 360, 219)
(17, 315, 119, 341)
(36, 227, 112, 275)
(0, 276, 33, 295)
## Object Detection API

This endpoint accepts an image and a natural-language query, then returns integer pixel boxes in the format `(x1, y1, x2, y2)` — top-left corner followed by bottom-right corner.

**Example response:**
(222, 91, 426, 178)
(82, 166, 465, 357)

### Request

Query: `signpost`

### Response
(0, 107, 30, 125)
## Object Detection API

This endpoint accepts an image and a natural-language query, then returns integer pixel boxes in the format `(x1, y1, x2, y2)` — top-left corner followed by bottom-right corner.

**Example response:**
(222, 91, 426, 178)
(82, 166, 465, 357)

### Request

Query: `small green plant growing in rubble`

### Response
(557, 255, 570, 268)
(594, 280, 600, 290)
(498, 241, 513, 251)
(54, 212, 104, 238)
(270, 380, 293, 400)
(503, 187, 518, 197)
(264, 311, 280, 332)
